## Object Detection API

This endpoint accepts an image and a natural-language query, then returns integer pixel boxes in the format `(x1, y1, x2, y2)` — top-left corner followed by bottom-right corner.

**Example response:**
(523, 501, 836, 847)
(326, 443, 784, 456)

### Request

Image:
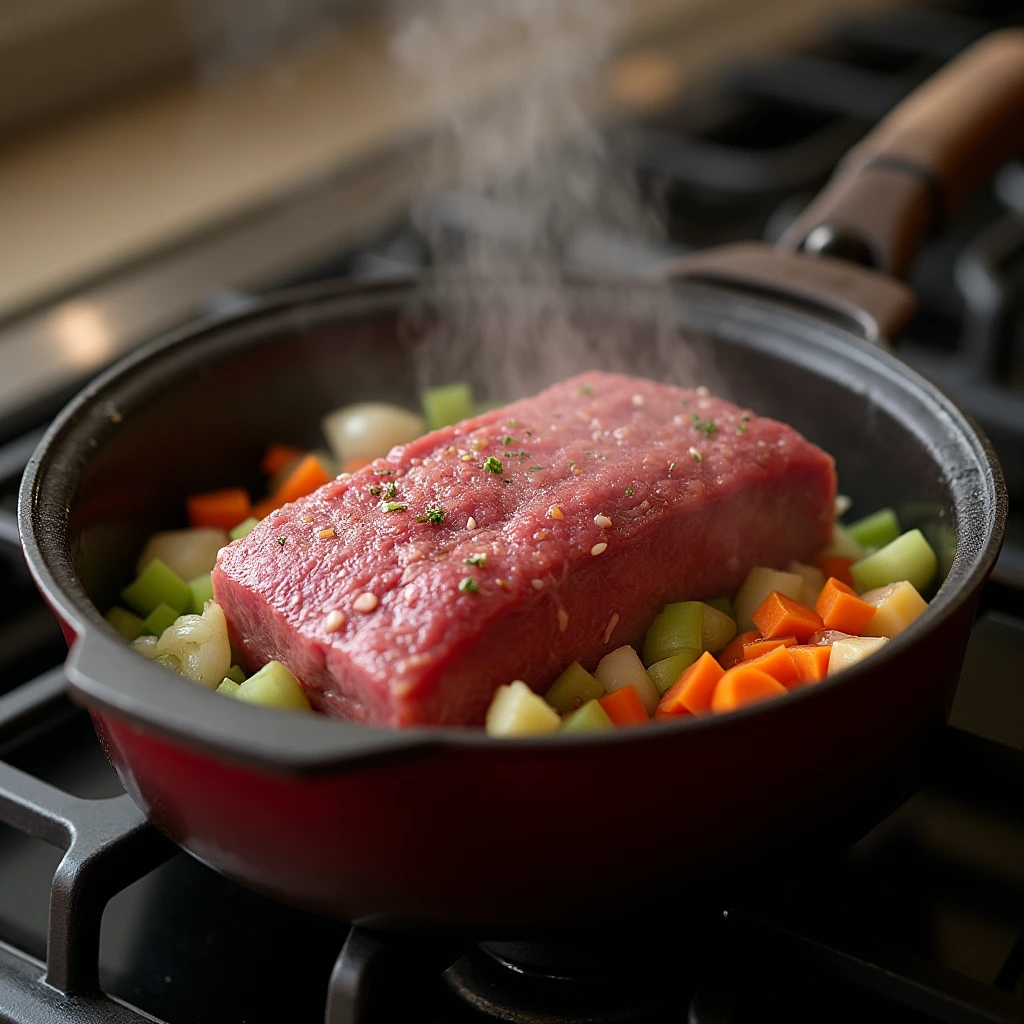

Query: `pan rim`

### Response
(18, 273, 1008, 773)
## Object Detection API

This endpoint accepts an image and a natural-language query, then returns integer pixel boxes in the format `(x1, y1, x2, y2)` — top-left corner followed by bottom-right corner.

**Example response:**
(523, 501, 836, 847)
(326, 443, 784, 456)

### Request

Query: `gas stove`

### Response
(0, 3, 1022, 1022)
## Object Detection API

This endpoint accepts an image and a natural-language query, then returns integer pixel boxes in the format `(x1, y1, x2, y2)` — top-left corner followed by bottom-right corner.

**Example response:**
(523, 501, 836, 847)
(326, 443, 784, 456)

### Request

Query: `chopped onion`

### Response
(136, 528, 228, 580)
(734, 567, 805, 632)
(154, 601, 230, 688)
(594, 646, 658, 717)
(321, 403, 426, 466)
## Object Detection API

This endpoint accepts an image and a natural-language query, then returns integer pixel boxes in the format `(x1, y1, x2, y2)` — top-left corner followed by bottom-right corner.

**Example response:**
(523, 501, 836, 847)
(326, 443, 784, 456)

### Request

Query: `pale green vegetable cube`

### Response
(544, 662, 604, 714)
(121, 559, 191, 616)
(850, 529, 937, 594)
(216, 679, 241, 696)
(847, 508, 900, 551)
(229, 517, 260, 541)
(561, 699, 614, 734)
(647, 649, 700, 696)
(643, 602, 703, 666)
(105, 606, 144, 641)
(485, 680, 559, 737)
(734, 567, 804, 632)
(189, 573, 214, 614)
(701, 603, 737, 652)
(421, 382, 474, 431)
(141, 603, 179, 638)
(705, 597, 734, 620)
(594, 646, 658, 717)
(236, 660, 312, 713)
(828, 636, 888, 675)
(224, 664, 247, 684)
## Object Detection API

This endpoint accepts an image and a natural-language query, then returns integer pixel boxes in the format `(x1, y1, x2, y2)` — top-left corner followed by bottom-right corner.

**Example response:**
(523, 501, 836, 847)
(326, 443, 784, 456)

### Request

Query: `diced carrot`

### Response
(710, 666, 788, 713)
(789, 645, 831, 683)
(599, 685, 649, 726)
(343, 457, 372, 473)
(818, 555, 856, 589)
(186, 488, 251, 530)
(742, 635, 797, 660)
(751, 590, 823, 643)
(718, 630, 761, 669)
(744, 644, 799, 688)
(273, 454, 332, 507)
(815, 577, 875, 635)
(656, 652, 724, 717)
(260, 444, 303, 478)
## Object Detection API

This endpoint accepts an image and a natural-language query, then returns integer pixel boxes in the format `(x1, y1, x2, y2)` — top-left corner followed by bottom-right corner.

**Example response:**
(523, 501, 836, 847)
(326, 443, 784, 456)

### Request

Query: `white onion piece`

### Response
(154, 601, 230, 688)
(594, 646, 658, 717)
(321, 403, 426, 466)
(787, 560, 826, 608)
(734, 567, 805, 632)
(132, 635, 159, 659)
(136, 528, 228, 579)
(834, 494, 853, 518)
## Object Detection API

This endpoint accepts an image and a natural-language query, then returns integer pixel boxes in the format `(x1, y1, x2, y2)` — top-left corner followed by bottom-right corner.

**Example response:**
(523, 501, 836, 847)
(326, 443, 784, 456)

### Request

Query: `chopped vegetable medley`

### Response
(102, 378, 939, 727)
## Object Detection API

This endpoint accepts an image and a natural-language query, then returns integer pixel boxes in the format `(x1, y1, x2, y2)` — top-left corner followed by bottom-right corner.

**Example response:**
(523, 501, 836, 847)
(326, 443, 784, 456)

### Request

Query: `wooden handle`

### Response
(779, 29, 1024, 278)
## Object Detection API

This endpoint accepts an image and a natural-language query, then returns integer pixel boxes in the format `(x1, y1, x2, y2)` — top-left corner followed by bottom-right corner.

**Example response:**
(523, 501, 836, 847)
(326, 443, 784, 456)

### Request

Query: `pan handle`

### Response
(777, 29, 1024, 279)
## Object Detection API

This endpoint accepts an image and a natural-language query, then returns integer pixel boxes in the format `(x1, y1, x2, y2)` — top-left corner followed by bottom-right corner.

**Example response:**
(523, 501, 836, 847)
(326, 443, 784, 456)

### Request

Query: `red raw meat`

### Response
(212, 371, 836, 726)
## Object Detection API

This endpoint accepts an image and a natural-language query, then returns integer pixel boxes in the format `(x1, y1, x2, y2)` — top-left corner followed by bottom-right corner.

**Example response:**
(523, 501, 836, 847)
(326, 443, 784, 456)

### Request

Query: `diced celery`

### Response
(421, 382, 474, 430)
(229, 517, 259, 541)
(236, 660, 312, 713)
(153, 653, 181, 673)
(860, 581, 928, 638)
(701, 604, 737, 652)
(544, 662, 604, 714)
(647, 649, 700, 696)
(560, 699, 614, 734)
(642, 602, 703, 666)
(189, 573, 214, 614)
(820, 522, 864, 561)
(105, 606, 144, 641)
(850, 529, 937, 594)
(594, 646, 659, 717)
(121, 559, 191, 616)
(216, 679, 241, 696)
(141, 603, 179, 638)
(828, 636, 888, 675)
(486, 680, 559, 737)
(846, 508, 900, 551)
(705, 597, 734, 619)
(224, 664, 247, 684)
(734, 567, 804, 631)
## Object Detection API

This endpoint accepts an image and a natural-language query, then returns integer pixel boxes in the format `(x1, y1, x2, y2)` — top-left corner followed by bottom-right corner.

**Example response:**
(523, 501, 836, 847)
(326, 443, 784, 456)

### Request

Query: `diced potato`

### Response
(486, 680, 560, 737)
(828, 636, 888, 676)
(700, 603, 736, 652)
(594, 646, 659, 717)
(734, 567, 804, 632)
(787, 560, 826, 608)
(136, 528, 229, 580)
(236, 661, 312, 712)
(860, 581, 928, 638)
(850, 529, 937, 594)
(154, 601, 231, 688)
(820, 522, 864, 561)
(321, 403, 427, 466)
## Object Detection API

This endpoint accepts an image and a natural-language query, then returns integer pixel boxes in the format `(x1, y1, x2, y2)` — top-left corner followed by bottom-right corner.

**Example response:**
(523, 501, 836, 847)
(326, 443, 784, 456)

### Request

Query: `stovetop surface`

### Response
(0, 2, 1023, 1022)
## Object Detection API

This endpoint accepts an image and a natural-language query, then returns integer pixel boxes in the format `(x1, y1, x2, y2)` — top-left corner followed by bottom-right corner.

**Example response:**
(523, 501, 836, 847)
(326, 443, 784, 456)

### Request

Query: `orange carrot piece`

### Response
(656, 652, 724, 717)
(186, 488, 251, 530)
(343, 456, 372, 473)
(711, 666, 788, 713)
(719, 630, 761, 669)
(815, 577, 875, 635)
(742, 635, 797, 660)
(789, 645, 831, 683)
(818, 555, 856, 589)
(260, 444, 303, 478)
(744, 644, 800, 688)
(599, 685, 649, 726)
(751, 590, 823, 643)
(273, 454, 332, 507)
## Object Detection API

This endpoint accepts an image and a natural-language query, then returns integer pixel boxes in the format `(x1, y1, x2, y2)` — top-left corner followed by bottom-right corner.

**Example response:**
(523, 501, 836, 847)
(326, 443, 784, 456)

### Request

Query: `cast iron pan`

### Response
(17, 33, 1019, 934)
